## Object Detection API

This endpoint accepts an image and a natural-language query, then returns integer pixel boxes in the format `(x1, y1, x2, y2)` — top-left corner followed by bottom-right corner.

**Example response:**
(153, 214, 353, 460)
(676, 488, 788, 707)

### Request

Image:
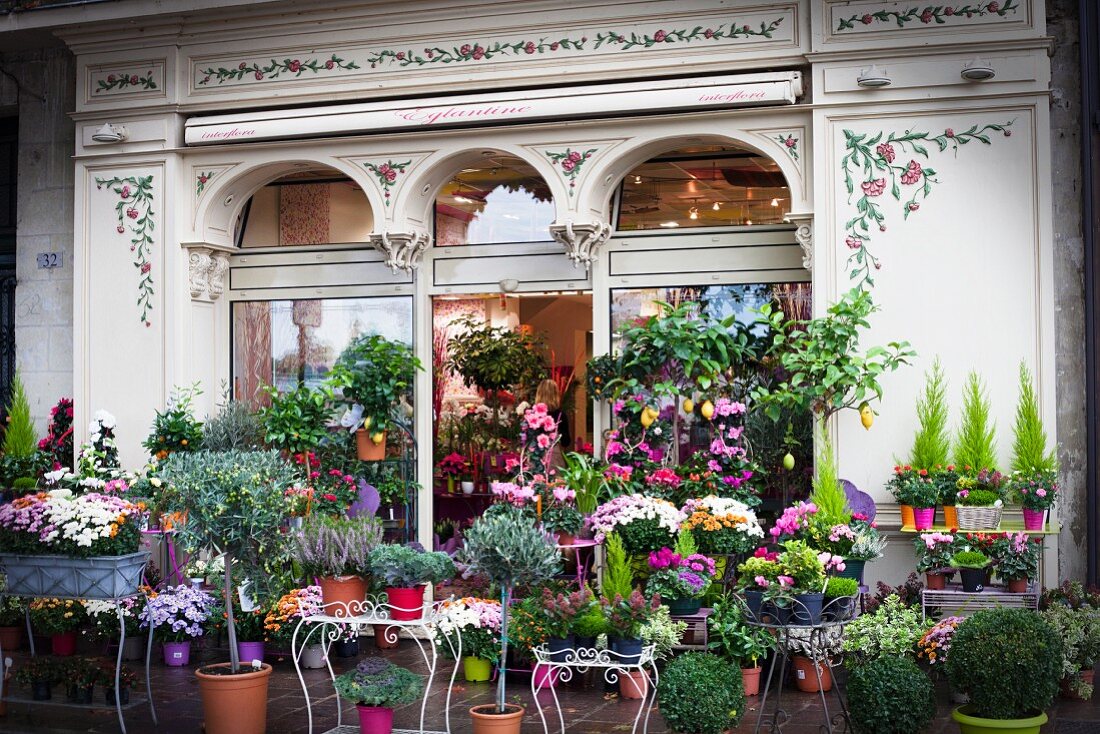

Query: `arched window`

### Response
(434, 154, 554, 245)
(237, 166, 374, 248)
(616, 144, 789, 231)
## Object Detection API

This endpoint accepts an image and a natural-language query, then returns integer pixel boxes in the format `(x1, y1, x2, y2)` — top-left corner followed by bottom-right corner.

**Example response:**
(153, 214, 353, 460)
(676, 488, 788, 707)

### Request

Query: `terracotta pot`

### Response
(356, 429, 387, 461)
(374, 624, 400, 649)
(943, 505, 959, 529)
(619, 669, 648, 699)
(470, 703, 524, 734)
(926, 572, 947, 590)
(318, 575, 368, 617)
(899, 504, 915, 529)
(741, 666, 761, 697)
(791, 655, 832, 692)
(1060, 669, 1095, 700)
(195, 662, 272, 734)
(1006, 578, 1029, 593)
(0, 625, 23, 652)
(556, 533, 574, 546)
(386, 585, 426, 621)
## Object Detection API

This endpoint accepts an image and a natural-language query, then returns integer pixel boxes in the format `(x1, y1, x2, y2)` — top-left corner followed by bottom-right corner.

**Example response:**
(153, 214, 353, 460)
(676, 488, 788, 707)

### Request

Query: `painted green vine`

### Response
(96, 175, 156, 326)
(545, 148, 597, 196)
(363, 160, 411, 207)
(837, 0, 1017, 31)
(841, 120, 1013, 288)
(362, 19, 784, 68)
(197, 54, 359, 85)
(95, 71, 157, 94)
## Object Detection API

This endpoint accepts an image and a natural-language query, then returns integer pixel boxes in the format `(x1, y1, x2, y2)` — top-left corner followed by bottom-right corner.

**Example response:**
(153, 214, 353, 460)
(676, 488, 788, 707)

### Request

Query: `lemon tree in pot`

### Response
(945, 608, 1063, 734)
(458, 504, 561, 734)
(329, 334, 421, 461)
(159, 449, 296, 734)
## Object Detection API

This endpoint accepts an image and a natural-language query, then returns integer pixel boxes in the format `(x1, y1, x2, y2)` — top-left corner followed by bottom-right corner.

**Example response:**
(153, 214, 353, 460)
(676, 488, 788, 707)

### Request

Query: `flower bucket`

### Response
(463, 656, 492, 682)
(913, 507, 935, 531)
(0, 551, 148, 599)
(899, 504, 915, 528)
(943, 505, 959, 529)
(356, 429, 386, 461)
(51, 630, 77, 656)
(835, 559, 865, 584)
(164, 640, 192, 666)
(952, 705, 1046, 734)
(959, 568, 985, 593)
(238, 641, 265, 664)
(357, 704, 394, 734)
(1022, 508, 1046, 531)
(741, 666, 761, 696)
(956, 506, 1002, 530)
(385, 585, 426, 621)
(318, 575, 368, 618)
(532, 663, 558, 689)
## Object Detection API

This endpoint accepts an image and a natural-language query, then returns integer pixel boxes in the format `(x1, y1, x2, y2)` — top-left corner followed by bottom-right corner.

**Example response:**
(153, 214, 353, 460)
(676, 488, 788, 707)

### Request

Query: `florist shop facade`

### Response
(51, 0, 1063, 585)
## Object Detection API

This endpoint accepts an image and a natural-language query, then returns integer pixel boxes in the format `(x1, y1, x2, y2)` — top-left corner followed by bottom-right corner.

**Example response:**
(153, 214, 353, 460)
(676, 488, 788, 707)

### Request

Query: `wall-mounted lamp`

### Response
(499, 278, 519, 293)
(856, 65, 892, 88)
(960, 59, 996, 81)
(771, 198, 780, 207)
(91, 123, 128, 143)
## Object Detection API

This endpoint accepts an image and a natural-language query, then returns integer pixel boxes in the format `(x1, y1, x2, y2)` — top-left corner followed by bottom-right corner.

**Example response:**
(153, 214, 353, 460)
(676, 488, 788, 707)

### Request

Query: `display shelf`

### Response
(671, 607, 713, 651)
(899, 520, 1060, 535)
(921, 584, 1039, 620)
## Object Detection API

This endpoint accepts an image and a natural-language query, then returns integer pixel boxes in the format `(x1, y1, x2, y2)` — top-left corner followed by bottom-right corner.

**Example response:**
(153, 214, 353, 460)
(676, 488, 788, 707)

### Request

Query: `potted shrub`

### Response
(657, 652, 745, 734)
(457, 503, 561, 734)
(644, 547, 716, 616)
(447, 316, 546, 409)
(29, 598, 86, 656)
(603, 589, 661, 665)
(823, 576, 859, 621)
(991, 532, 1041, 593)
(368, 544, 455, 621)
(841, 595, 924, 669)
(1040, 603, 1100, 700)
(955, 470, 1006, 530)
(540, 487, 584, 546)
(541, 586, 591, 661)
(292, 515, 382, 617)
(736, 551, 781, 621)
(706, 593, 774, 696)
(62, 656, 99, 703)
(847, 657, 936, 734)
(571, 602, 608, 650)
(431, 597, 501, 682)
(334, 657, 423, 734)
(776, 540, 827, 625)
(139, 584, 217, 665)
(935, 465, 963, 528)
(914, 531, 957, 589)
(946, 608, 1063, 733)
(159, 449, 297, 734)
(886, 466, 937, 529)
(329, 334, 421, 461)
(15, 656, 59, 700)
(951, 551, 991, 593)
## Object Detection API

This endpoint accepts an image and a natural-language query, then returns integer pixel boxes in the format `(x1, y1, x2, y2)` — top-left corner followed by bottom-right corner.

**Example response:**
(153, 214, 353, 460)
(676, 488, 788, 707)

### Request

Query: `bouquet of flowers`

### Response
(431, 597, 502, 662)
(699, 397, 759, 500)
(643, 467, 682, 500)
(29, 598, 86, 635)
(681, 495, 764, 555)
(264, 585, 323, 647)
(913, 532, 956, 573)
(437, 452, 468, 480)
(588, 494, 685, 553)
(38, 397, 74, 472)
(917, 616, 964, 668)
(644, 548, 717, 601)
(518, 403, 560, 475)
(1008, 468, 1058, 511)
(84, 593, 147, 639)
(0, 490, 146, 557)
(139, 585, 218, 642)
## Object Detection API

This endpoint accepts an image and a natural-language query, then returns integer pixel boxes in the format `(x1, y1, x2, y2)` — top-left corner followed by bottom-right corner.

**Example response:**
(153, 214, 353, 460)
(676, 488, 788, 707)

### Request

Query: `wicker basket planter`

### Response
(0, 551, 148, 599)
(955, 506, 1002, 531)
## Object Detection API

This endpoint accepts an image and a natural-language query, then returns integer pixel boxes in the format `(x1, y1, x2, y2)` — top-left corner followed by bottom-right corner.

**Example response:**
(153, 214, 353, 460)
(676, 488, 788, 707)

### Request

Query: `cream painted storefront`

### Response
(62, 0, 1057, 586)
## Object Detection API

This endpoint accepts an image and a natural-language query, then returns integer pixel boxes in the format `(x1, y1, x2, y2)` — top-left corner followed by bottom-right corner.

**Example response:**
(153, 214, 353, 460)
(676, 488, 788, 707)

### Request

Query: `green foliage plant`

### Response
(202, 394, 263, 451)
(159, 449, 297, 673)
(571, 602, 609, 639)
(3, 373, 37, 458)
(945, 608, 1062, 719)
(847, 657, 936, 734)
(657, 652, 745, 734)
(1011, 362, 1056, 472)
(640, 604, 687, 661)
(809, 424, 850, 527)
(258, 382, 334, 457)
(368, 544, 455, 588)
(706, 594, 774, 668)
(950, 551, 990, 570)
(1040, 603, 1100, 699)
(954, 371, 998, 471)
(910, 357, 951, 469)
(457, 503, 561, 714)
(753, 288, 915, 422)
(328, 334, 421, 433)
(601, 532, 634, 601)
(558, 452, 607, 516)
(447, 316, 546, 398)
(824, 577, 859, 599)
(841, 594, 925, 668)
(334, 657, 423, 707)
(143, 384, 203, 460)
(777, 540, 825, 592)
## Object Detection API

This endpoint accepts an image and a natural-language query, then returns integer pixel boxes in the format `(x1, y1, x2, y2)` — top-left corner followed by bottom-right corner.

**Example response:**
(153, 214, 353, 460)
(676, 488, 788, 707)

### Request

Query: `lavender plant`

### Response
(293, 515, 383, 578)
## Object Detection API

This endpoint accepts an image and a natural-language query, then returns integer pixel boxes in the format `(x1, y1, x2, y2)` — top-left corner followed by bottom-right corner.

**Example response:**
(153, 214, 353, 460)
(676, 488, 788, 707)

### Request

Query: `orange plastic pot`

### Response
(195, 663, 272, 734)
(943, 505, 959, 529)
(470, 703, 524, 734)
(318, 575, 367, 617)
(791, 655, 832, 692)
(900, 504, 915, 529)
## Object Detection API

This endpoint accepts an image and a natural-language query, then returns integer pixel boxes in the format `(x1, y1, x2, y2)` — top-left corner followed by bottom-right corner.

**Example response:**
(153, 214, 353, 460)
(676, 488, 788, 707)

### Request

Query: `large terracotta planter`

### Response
(318, 575, 368, 617)
(619, 669, 648, 699)
(471, 703, 524, 734)
(791, 655, 832, 692)
(951, 705, 1047, 734)
(1006, 578, 1029, 593)
(195, 662, 273, 734)
(742, 666, 761, 696)
(356, 429, 387, 461)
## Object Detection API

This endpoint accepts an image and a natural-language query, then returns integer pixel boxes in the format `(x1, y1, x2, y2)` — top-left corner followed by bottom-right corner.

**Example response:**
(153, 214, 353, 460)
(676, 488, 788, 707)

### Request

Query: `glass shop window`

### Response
(434, 154, 554, 246)
(238, 169, 374, 248)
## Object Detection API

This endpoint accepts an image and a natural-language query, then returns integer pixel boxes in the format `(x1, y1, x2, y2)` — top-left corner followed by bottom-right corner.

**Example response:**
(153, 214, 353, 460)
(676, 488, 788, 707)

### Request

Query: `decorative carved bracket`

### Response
(549, 220, 612, 268)
(370, 230, 431, 273)
(184, 244, 232, 301)
(784, 212, 813, 272)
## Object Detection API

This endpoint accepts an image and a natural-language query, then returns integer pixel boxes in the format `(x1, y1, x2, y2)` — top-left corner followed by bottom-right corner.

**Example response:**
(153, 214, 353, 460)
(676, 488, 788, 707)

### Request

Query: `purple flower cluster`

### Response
(140, 585, 218, 642)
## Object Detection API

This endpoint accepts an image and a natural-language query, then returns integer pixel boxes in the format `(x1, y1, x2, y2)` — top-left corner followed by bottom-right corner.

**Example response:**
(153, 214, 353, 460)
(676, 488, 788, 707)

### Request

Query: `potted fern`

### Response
(458, 504, 561, 734)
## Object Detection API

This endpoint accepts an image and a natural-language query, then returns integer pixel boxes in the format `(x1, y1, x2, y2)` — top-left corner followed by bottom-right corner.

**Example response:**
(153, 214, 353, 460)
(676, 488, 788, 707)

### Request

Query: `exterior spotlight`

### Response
(91, 123, 128, 143)
(961, 59, 996, 81)
(856, 65, 891, 88)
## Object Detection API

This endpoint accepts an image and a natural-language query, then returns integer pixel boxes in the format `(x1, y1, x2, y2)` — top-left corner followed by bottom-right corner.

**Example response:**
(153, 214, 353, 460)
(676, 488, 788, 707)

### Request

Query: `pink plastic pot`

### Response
(532, 663, 558, 689)
(1022, 508, 1046, 531)
(913, 507, 935, 531)
(385, 586, 426, 621)
(357, 704, 394, 734)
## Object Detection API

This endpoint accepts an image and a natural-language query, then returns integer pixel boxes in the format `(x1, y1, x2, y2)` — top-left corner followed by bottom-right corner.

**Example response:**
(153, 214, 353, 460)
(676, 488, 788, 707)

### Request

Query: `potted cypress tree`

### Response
(458, 504, 561, 734)
(159, 449, 296, 734)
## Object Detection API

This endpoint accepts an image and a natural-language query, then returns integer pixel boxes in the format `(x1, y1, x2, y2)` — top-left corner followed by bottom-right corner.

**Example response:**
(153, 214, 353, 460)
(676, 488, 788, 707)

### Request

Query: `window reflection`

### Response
(435, 155, 554, 245)
(238, 170, 374, 248)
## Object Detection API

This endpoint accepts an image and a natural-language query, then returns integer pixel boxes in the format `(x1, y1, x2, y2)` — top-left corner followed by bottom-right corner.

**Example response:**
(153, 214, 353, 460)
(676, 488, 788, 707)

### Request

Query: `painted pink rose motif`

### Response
(920, 10, 934, 22)
(116, 225, 125, 234)
(845, 236, 863, 250)
(567, 151, 583, 162)
(140, 262, 151, 274)
(654, 29, 667, 42)
(908, 202, 920, 212)
(945, 7, 955, 15)
(900, 160, 923, 185)
(704, 28, 714, 38)
(460, 44, 472, 55)
(107, 74, 117, 83)
(288, 60, 302, 73)
(945, 128, 955, 137)
(862, 14, 874, 24)
(254, 71, 264, 80)
(560, 158, 576, 172)
(785, 137, 796, 148)
(129, 75, 139, 84)
(126, 208, 139, 219)
(988, 1, 1000, 11)
(524, 41, 536, 54)
(472, 45, 485, 60)
(876, 143, 895, 163)
(120, 185, 131, 199)
(325, 60, 334, 69)
(861, 178, 886, 196)
(238, 62, 248, 70)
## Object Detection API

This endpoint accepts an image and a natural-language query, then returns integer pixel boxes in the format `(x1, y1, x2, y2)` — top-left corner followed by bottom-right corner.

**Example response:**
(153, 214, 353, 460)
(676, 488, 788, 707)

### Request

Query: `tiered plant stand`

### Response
(529, 644, 658, 734)
(0, 551, 156, 734)
(291, 597, 461, 734)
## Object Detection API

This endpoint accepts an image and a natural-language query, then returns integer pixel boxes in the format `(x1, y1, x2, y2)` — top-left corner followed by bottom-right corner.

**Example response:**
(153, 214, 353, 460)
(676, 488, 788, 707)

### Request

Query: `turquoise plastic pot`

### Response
(951, 706, 1047, 734)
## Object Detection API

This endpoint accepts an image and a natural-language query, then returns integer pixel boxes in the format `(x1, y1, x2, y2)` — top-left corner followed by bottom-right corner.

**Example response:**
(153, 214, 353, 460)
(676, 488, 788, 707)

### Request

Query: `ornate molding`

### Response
(370, 230, 431, 273)
(784, 212, 813, 272)
(208, 252, 230, 299)
(549, 220, 612, 268)
(184, 245, 232, 301)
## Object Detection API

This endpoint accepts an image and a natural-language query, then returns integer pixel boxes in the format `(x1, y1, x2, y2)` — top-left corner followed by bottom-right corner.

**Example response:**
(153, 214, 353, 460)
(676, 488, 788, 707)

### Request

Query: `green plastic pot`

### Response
(951, 706, 1047, 734)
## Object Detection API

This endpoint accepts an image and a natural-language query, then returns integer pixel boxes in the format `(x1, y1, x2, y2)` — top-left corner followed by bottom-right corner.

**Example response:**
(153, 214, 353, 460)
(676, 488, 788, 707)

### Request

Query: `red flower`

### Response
(549, 42, 559, 50)
(945, 128, 955, 137)
(120, 185, 131, 198)
(116, 225, 125, 234)
(876, 143, 896, 162)
(140, 262, 151, 274)
(323, 493, 337, 502)
(395, 52, 405, 61)
(1004, 129, 1012, 137)
(653, 29, 667, 42)
(460, 44, 472, 55)
(785, 136, 796, 147)
(704, 28, 714, 38)
(524, 41, 536, 54)
(908, 202, 920, 212)
(561, 158, 576, 172)
(861, 178, 886, 197)
(861, 14, 874, 24)
(900, 160, 923, 185)
(198, 175, 208, 184)
(288, 60, 301, 73)
(384, 170, 397, 182)
(472, 45, 485, 60)
(567, 150, 582, 162)
(107, 74, 117, 83)
(945, 7, 955, 15)
(325, 60, 334, 69)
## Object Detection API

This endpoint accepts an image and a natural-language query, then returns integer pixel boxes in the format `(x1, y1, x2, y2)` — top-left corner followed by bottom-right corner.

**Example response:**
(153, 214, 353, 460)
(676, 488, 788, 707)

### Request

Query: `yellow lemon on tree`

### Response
(859, 402, 874, 430)
(371, 432, 385, 444)
(700, 400, 715, 420)
(640, 409, 656, 428)
(783, 452, 795, 471)
(362, 415, 372, 430)
(683, 398, 695, 414)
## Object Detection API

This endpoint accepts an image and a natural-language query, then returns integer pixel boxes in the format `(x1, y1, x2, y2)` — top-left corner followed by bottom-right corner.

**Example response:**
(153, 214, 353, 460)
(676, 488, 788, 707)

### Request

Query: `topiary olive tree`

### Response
(847, 656, 935, 734)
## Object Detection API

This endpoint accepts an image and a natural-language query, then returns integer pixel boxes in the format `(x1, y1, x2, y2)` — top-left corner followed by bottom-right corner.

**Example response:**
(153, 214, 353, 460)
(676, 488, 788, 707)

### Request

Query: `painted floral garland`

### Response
(836, 0, 1017, 31)
(776, 133, 799, 161)
(363, 19, 783, 68)
(95, 71, 157, 94)
(95, 175, 156, 326)
(545, 148, 597, 196)
(197, 54, 359, 85)
(363, 160, 411, 206)
(196, 171, 215, 196)
(841, 121, 1013, 288)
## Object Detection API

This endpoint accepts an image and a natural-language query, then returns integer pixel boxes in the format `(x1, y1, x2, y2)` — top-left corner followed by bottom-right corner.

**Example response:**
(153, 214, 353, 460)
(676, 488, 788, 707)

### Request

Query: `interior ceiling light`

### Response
(856, 65, 892, 88)
(712, 201, 721, 211)
(689, 206, 699, 220)
(771, 198, 780, 207)
(659, 221, 680, 228)
(961, 59, 996, 81)
(633, 175, 643, 184)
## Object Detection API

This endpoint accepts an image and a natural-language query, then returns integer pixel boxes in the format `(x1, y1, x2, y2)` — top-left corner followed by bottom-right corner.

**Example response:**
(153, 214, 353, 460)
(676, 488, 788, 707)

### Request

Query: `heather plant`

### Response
(292, 515, 382, 578)
(334, 657, 423, 707)
(1011, 362, 1056, 472)
(954, 371, 998, 471)
(909, 357, 951, 469)
(368, 544, 455, 588)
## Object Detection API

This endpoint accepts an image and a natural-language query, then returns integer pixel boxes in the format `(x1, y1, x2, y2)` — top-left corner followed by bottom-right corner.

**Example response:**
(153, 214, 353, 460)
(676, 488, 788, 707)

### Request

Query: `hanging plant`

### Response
(447, 317, 547, 399)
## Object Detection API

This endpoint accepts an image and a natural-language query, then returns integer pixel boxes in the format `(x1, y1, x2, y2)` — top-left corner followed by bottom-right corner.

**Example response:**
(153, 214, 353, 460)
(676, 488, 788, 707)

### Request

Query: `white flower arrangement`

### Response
(588, 494, 686, 544)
